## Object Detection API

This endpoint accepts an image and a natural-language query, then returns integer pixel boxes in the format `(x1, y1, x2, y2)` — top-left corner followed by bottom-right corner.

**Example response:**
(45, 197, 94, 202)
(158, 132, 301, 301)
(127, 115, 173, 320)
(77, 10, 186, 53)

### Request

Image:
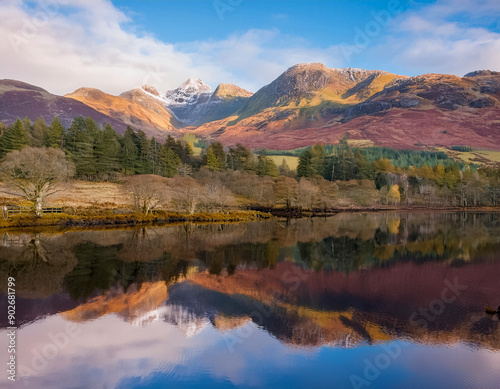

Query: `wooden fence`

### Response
(2, 205, 64, 219)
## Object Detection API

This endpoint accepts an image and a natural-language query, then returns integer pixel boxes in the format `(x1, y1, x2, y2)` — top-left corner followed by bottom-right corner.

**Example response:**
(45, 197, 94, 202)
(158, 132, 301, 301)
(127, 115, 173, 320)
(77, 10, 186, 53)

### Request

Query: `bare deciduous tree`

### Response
(222, 171, 275, 206)
(274, 176, 299, 208)
(169, 176, 203, 214)
(297, 178, 319, 210)
(311, 177, 338, 209)
(203, 183, 235, 211)
(0, 147, 75, 216)
(177, 163, 193, 177)
(123, 175, 168, 215)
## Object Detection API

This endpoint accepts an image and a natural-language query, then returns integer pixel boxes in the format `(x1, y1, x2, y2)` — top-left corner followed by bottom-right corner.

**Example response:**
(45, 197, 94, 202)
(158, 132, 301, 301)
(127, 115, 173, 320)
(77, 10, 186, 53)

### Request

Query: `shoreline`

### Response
(0, 206, 499, 230)
(251, 205, 500, 218)
(0, 210, 272, 230)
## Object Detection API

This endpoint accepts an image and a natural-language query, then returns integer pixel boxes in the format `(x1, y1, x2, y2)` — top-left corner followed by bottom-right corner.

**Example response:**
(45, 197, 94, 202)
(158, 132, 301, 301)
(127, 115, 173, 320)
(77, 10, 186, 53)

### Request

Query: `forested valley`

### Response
(0, 116, 499, 219)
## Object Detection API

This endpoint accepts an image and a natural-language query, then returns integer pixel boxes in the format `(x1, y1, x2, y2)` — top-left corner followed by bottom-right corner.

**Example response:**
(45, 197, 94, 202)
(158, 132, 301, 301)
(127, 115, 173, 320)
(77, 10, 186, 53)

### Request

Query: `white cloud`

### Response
(3, 312, 500, 389)
(0, 312, 291, 389)
(181, 29, 346, 92)
(398, 15, 459, 36)
(372, 0, 500, 76)
(0, 0, 345, 95)
(420, 0, 500, 19)
(1, 0, 498, 96)
(0, 0, 195, 95)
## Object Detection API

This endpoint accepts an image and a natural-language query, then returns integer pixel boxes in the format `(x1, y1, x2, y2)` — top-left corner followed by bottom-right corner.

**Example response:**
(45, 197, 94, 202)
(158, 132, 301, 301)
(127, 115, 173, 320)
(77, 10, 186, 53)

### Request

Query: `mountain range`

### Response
(1, 63, 499, 149)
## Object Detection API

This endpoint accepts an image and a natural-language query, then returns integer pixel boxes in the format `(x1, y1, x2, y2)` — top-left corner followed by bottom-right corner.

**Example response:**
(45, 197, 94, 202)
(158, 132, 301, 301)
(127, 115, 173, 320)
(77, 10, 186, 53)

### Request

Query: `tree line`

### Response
(297, 136, 500, 207)
(0, 116, 499, 210)
(0, 116, 291, 180)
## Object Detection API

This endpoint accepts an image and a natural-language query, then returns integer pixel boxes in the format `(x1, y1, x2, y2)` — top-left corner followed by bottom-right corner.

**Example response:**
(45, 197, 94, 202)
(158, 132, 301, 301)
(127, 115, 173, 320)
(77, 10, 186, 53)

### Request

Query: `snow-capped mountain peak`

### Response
(179, 77, 213, 94)
(163, 78, 213, 108)
(135, 78, 252, 126)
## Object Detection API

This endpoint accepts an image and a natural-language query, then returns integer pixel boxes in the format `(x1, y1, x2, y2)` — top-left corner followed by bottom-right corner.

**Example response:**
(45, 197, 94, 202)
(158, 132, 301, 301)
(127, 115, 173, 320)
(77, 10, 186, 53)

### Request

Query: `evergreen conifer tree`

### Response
(121, 127, 139, 175)
(297, 149, 314, 177)
(47, 117, 64, 148)
(64, 116, 97, 177)
(0, 118, 30, 156)
(257, 155, 279, 178)
(160, 147, 181, 177)
(279, 158, 292, 176)
(95, 124, 121, 174)
(206, 148, 221, 170)
(210, 142, 226, 169)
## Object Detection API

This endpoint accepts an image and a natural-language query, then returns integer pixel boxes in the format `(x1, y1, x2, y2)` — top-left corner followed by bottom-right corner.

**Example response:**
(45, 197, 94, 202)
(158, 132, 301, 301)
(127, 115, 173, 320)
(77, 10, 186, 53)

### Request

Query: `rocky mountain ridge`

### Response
(1, 63, 499, 150)
(132, 77, 254, 126)
(189, 63, 500, 150)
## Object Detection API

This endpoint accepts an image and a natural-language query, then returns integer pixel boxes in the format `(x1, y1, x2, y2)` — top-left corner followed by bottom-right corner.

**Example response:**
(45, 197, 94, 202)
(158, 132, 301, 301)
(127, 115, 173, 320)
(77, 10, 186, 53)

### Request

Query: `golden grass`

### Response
(0, 210, 272, 229)
(435, 147, 500, 165)
(0, 178, 273, 229)
(52, 181, 130, 208)
(1, 180, 130, 209)
(268, 155, 300, 170)
(192, 146, 203, 156)
(465, 150, 500, 163)
(347, 139, 375, 148)
(367, 74, 401, 95)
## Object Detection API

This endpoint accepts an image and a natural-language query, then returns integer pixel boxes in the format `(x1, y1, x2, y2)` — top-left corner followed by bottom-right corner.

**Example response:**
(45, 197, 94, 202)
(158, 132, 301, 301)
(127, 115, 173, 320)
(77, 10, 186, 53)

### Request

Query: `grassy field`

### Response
(0, 181, 129, 210)
(192, 146, 203, 156)
(347, 139, 375, 148)
(435, 147, 500, 165)
(268, 155, 300, 170)
(188, 145, 299, 167)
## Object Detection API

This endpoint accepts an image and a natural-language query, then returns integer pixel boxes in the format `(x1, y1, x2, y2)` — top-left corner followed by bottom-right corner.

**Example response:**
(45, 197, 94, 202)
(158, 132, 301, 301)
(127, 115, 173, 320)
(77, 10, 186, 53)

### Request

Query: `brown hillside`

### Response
(66, 87, 181, 140)
(188, 66, 500, 150)
(0, 79, 129, 132)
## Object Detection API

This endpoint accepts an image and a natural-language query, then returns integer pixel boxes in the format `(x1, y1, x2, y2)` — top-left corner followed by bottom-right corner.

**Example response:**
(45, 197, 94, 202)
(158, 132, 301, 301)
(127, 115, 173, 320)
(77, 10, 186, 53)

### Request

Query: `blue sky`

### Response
(114, 0, 438, 76)
(115, 1, 422, 45)
(1, 0, 499, 94)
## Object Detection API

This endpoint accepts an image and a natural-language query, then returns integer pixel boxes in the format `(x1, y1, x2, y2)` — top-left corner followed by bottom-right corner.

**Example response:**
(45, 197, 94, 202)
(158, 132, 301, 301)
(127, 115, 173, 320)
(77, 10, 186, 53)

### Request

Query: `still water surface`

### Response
(0, 212, 499, 389)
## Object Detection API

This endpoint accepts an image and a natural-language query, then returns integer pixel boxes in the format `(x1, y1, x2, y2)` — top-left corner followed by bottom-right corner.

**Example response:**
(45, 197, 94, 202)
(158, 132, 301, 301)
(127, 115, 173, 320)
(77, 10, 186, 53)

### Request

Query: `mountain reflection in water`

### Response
(0, 212, 499, 389)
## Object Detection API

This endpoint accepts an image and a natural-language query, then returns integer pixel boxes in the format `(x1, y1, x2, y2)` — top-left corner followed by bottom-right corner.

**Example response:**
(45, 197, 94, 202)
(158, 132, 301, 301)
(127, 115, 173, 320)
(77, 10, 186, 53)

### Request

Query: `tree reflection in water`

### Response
(0, 212, 499, 350)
